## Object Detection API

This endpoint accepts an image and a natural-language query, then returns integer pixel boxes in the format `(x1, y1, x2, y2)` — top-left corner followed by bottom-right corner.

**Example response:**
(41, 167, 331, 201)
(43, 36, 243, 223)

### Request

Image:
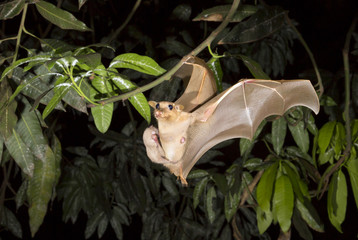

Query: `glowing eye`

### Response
(155, 103, 160, 109)
(168, 105, 173, 110)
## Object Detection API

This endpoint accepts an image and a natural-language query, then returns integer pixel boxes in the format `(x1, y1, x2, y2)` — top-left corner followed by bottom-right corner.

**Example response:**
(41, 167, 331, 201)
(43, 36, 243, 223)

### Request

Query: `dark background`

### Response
(1, 0, 358, 239)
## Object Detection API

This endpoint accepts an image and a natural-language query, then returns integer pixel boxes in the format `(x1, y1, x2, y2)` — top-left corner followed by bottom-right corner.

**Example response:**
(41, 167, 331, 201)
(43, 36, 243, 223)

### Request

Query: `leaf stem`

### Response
(90, 0, 241, 107)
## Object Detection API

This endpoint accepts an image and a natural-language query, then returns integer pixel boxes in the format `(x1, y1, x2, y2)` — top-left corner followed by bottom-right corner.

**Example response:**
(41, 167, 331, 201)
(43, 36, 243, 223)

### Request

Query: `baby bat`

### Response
(143, 57, 320, 185)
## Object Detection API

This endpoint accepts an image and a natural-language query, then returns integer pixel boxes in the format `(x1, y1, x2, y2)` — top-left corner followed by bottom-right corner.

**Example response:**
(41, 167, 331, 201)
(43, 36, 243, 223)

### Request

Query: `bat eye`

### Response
(155, 103, 160, 109)
(168, 105, 173, 110)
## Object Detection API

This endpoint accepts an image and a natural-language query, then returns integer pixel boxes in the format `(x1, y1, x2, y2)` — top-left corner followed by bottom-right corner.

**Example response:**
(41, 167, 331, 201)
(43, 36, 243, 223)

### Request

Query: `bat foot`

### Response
(179, 175, 188, 186)
(178, 166, 188, 186)
(151, 132, 160, 145)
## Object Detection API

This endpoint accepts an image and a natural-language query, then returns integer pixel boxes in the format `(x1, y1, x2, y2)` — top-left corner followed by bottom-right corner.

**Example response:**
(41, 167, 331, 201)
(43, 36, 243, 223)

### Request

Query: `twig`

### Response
(89, 0, 241, 107)
(319, 147, 350, 199)
(239, 170, 263, 206)
(106, 0, 142, 44)
(285, 13, 324, 98)
(12, 3, 28, 65)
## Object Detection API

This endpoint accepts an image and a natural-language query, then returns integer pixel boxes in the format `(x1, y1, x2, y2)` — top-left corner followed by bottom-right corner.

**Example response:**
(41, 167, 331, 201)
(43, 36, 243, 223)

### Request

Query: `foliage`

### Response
(0, 0, 358, 239)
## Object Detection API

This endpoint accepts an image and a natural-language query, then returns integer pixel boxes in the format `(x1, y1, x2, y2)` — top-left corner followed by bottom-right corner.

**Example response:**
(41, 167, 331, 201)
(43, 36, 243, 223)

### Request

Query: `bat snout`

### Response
(154, 110, 163, 118)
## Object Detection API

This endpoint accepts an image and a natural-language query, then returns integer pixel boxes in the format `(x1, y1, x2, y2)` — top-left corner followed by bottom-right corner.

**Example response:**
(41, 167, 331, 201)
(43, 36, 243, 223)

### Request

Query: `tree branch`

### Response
(90, 0, 241, 107)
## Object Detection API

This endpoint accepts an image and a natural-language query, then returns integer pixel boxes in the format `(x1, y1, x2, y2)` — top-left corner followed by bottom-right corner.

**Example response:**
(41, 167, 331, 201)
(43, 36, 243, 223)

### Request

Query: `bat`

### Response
(143, 56, 320, 185)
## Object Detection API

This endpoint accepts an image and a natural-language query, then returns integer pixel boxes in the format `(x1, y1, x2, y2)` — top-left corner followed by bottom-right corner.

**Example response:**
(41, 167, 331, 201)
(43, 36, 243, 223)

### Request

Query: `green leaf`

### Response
(256, 206, 273, 234)
(288, 121, 309, 153)
(243, 158, 263, 171)
(75, 53, 102, 69)
(333, 122, 345, 159)
(15, 180, 28, 210)
(85, 211, 104, 239)
(0, 80, 18, 140)
(109, 53, 166, 76)
(193, 4, 258, 22)
(256, 161, 278, 212)
(11, 68, 65, 111)
(272, 175, 294, 232)
(272, 117, 287, 155)
(0, 0, 25, 20)
(206, 186, 217, 224)
(110, 214, 123, 240)
(63, 87, 88, 114)
(0, 207, 22, 238)
(42, 76, 72, 119)
(347, 154, 358, 209)
(224, 192, 240, 221)
(296, 198, 324, 232)
(16, 111, 47, 161)
(27, 146, 56, 237)
(327, 170, 347, 233)
(307, 114, 318, 136)
(112, 205, 129, 225)
(320, 95, 337, 107)
(352, 119, 358, 142)
(97, 213, 108, 239)
(213, 173, 228, 194)
(9, 72, 61, 106)
(1, 55, 52, 82)
(187, 169, 209, 179)
(35, 1, 91, 31)
(282, 162, 304, 202)
(219, 6, 286, 44)
(292, 207, 313, 240)
(240, 120, 266, 156)
(318, 121, 336, 153)
(238, 54, 270, 80)
(207, 57, 223, 92)
(51, 135, 62, 187)
(162, 175, 178, 197)
(5, 129, 34, 177)
(90, 76, 113, 133)
(111, 74, 151, 123)
(318, 147, 334, 165)
(0, 137, 3, 164)
(193, 177, 209, 209)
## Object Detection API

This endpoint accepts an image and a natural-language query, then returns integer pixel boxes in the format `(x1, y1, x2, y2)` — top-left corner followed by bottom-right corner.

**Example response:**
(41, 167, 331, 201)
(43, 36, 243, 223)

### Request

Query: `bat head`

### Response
(148, 101, 185, 121)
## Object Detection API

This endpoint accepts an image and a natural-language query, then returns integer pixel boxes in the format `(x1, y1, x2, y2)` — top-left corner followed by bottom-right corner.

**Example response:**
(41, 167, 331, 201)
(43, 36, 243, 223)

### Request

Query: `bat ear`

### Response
(148, 101, 157, 109)
(175, 104, 184, 111)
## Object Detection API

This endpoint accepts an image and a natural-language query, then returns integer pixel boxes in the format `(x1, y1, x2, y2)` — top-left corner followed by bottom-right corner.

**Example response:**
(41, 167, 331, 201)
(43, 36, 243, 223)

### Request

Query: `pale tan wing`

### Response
(174, 57, 217, 112)
(181, 79, 319, 178)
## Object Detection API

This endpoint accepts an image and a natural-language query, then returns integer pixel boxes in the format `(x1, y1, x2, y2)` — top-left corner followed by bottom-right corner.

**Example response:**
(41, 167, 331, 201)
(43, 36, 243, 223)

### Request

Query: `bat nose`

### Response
(154, 111, 162, 118)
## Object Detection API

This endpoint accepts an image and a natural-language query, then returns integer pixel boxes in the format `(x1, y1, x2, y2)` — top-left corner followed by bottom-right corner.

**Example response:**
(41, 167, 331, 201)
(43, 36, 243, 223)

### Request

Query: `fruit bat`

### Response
(143, 56, 320, 185)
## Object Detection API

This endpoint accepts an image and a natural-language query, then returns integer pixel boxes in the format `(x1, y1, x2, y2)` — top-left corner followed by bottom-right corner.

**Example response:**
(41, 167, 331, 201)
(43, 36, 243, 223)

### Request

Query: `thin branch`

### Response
(89, 0, 241, 107)
(319, 14, 358, 199)
(239, 170, 263, 206)
(319, 147, 350, 199)
(342, 14, 357, 153)
(285, 13, 324, 98)
(12, 3, 28, 65)
(106, 0, 142, 44)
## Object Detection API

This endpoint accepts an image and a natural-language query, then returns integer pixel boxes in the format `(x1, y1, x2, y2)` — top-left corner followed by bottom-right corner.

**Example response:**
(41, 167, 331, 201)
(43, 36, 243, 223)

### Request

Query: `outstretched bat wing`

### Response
(174, 56, 217, 112)
(180, 79, 320, 178)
